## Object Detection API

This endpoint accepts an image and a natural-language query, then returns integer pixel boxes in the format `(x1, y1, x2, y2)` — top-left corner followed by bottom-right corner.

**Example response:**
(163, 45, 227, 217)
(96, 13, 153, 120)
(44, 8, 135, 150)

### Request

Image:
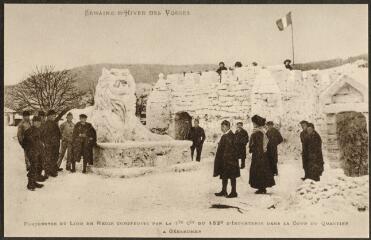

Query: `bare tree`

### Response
(87, 79, 97, 105)
(9, 66, 83, 121)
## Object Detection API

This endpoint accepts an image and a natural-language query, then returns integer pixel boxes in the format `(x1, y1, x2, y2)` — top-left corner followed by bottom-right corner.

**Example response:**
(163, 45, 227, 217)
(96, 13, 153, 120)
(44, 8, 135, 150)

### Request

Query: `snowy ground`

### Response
(4, 126, 369, 237)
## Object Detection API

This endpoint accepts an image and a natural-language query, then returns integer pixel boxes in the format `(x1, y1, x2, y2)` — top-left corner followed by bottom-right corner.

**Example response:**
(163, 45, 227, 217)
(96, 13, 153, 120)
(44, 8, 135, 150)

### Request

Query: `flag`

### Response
(276, 12, 292, 31)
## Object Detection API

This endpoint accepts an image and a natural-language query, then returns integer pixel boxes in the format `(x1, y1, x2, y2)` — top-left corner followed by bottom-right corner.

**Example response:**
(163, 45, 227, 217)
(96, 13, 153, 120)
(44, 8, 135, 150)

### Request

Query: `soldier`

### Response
(71, 114, 97, 173)
(213, 120, 241, 198)
(299, 120, 309, 180)
(38, 110, 46, 124)
(23, 116, 45, 191)
(234, 122, 249, 169)
(57, 112, 75, 171)
(266, 121, 284, 176)
(249, 115, 275, 194)
(188, 119, 206, 162)
(36, 110, 48, 180)
(303, 123, 324, 181)
(17, 110, 32, 171)
(41, 110, 61, 177)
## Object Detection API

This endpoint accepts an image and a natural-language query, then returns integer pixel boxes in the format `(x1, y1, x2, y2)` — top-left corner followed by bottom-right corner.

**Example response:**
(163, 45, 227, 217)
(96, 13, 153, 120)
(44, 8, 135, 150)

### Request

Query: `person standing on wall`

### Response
(234, 122, 249, 169)
(248, 115, 275, 194)
(303, 123, 324, 181)
(57, 112, 75, 171)
(299, 120, 309, 180)
(41, 110, 61, 177)
(266, 121, 284, 176)
(22, 116, 46, 191)
(188, 118, 206, 162)
(71, 114, 97, 173)
(17, 111, 32, 171)
(213, 120, 240, 198)
(216, 61, 227, 83)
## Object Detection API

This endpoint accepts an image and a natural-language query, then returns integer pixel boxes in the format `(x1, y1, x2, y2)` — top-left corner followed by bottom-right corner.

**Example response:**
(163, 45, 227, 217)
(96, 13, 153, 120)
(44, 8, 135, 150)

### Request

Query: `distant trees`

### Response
(9, 66, 83, 121)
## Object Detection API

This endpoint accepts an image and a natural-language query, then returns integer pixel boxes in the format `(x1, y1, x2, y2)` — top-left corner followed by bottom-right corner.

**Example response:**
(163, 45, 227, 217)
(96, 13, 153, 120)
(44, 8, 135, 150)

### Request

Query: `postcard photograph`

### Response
(3, 3, 369, 238)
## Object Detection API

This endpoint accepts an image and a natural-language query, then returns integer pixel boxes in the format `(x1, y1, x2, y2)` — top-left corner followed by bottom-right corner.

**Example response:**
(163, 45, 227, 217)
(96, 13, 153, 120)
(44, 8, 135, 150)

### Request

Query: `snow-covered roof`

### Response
(320, 72, 368, 106)
(4, 107, 16, 113)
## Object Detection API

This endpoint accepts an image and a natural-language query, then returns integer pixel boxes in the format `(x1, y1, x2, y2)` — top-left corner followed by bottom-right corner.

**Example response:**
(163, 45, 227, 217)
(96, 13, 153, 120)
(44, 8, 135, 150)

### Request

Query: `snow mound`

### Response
(91, 167, 155, 178)
(170, 161, 201, 172)
(292, 171, 369, 213)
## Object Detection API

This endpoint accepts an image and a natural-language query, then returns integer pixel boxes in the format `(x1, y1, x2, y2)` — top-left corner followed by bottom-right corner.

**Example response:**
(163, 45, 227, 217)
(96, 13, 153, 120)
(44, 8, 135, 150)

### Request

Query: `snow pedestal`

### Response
(93, 141, 217, 169)
(94, 141, 193, 168)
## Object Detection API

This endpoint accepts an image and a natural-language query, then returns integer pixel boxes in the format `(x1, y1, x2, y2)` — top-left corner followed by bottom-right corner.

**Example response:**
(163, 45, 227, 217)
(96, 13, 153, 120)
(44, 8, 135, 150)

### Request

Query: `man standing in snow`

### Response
(234, 122, 249, 169)
(188, 119, 206, 162)
(57, 112, 75, 171)
(213, 120, 240, 198)
(300, 120, 309, 180)
(266, 121, 284, 176)
(41, 110, 61, 177)
(23, 116, 45, 191)
(71, 114, 97, 173)
(17, 110, 32, 171)
(303, 123, 324, 181)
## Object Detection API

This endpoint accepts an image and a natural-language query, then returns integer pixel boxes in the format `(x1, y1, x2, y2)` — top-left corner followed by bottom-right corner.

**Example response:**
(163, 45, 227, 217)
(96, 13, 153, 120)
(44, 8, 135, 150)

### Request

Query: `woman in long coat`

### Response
(249, 115, 275, 194)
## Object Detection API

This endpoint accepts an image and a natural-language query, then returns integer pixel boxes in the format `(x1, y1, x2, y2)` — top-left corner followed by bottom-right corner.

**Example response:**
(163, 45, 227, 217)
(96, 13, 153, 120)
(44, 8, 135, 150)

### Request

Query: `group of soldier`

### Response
(17, 110, 96, 191)
(188, 115, 323, 198)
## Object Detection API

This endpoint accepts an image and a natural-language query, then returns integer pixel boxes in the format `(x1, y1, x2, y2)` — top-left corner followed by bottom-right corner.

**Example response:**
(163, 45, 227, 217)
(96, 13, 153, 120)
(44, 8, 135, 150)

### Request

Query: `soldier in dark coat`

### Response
(71, 114, 97, 173)
(36, 110, 48, 180)
(213, 120, 241, 198)
(303, 123, 324, 181)
(299, 120, 309, 180)
(41, 110, 61, 177)
(266, 121, 284, 176)
(188, 119, 206, 162)
(234, 122, 249, 169)
(249, 115, 275, 194)
(17, 111, 32, 171)
(23, 116, 45, 191)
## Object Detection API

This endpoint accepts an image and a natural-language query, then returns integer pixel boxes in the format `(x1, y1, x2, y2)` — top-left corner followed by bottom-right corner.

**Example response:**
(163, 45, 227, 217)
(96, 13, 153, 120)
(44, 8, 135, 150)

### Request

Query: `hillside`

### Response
(70, 63, 218, 93)
(3, 54, 368, 111)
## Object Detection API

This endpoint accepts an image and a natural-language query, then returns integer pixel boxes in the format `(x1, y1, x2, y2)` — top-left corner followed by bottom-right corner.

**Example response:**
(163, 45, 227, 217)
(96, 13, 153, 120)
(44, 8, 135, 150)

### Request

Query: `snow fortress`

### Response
(147, 61, 369, 170)
(90, 68, 205, 169)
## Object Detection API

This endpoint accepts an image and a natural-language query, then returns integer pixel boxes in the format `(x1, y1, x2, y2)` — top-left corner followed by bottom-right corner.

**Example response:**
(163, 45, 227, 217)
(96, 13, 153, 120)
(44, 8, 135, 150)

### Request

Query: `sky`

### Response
(4, 4, 368, 85)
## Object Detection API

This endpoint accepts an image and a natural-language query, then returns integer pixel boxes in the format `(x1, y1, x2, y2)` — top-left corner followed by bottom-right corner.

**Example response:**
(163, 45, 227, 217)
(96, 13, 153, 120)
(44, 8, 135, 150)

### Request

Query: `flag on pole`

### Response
(276, 12, 292, 31)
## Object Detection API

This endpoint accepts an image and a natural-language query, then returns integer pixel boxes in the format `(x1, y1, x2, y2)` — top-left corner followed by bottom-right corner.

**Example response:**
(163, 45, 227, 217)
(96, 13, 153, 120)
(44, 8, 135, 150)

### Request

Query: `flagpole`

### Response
(291, 12, 295, 65)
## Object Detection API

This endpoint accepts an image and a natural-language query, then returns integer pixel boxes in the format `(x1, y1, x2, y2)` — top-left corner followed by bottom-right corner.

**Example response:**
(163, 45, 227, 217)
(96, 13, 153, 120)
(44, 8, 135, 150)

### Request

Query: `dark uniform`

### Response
(213, 129, 240, 198)
(213, 130, 240, 179)
(17, 119, 31, 170)
(23, 126, 44, 189)
(249, 129, 275, 191)
(41, 119, 61, 176)
(303, 131, 324, 181)
(188, 126, 206, 161)
(234, 128, 249, 165)
(300, 130, 308, 175)
(72, 122, 97, 172)
(266, 127, 283, 175)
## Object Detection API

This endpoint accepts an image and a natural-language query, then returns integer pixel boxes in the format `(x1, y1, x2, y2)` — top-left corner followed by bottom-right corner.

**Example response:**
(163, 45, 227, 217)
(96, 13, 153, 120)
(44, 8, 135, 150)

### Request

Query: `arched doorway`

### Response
(174, 112, 192, 140)
(336, 111, 368, 176)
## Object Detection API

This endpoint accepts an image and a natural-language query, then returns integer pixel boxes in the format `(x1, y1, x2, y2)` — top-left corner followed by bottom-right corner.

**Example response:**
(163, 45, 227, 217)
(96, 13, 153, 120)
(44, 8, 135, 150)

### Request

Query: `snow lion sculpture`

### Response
(91, 68, 172, 142)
